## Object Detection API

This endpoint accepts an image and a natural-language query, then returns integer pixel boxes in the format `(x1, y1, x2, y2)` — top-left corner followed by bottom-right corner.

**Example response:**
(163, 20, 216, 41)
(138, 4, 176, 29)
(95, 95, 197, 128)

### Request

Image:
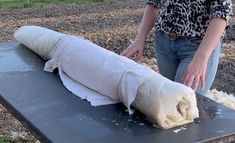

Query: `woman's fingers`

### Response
(121, 46, 143, 62)
(184, 73, 195, 88)
(121, 41, 144, 62)
(183, 68, 200, 91)
(125, 48, 135, 57)
(200, 72, 206, 90)
(192, 76, 200, 91)
(136, 50, 143, 62)
(121, 47, 135, 57)
(182, 69, 188, 83)
(120, 48, 129, 56)
(183, 70, 190, 85)
(184, 70, 206, 91)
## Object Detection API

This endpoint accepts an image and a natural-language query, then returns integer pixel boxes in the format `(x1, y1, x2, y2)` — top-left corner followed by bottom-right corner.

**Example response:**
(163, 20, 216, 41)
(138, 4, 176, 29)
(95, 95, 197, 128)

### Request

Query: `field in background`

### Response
(0, 0, 125, 8)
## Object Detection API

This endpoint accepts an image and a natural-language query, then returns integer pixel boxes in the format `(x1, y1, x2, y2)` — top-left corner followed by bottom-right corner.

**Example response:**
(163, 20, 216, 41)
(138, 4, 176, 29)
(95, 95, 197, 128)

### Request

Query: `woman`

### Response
(121, 0, 233, 95)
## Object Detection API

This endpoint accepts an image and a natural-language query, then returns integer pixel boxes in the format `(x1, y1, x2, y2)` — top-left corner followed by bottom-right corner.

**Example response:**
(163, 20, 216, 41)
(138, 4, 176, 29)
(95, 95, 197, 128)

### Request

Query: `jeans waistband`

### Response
(166, 33, 191, 40)
(158, 31, 201, 40)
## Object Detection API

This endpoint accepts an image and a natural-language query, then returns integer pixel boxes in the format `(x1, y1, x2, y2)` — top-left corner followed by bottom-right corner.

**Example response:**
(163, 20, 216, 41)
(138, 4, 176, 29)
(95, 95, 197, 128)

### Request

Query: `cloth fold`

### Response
(54, 36, 151, 113)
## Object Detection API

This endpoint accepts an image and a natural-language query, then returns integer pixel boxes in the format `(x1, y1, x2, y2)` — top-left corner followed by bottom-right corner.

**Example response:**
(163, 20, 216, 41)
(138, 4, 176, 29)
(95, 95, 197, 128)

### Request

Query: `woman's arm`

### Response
(121, 5, 159, 62)
(183, 17, 227, 91)
(184, 0, 233, 91)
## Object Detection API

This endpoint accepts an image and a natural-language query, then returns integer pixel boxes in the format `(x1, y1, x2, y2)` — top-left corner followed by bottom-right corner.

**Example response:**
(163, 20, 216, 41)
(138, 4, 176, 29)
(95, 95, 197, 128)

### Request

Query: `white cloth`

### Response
(14, 26, 152, 113)
(134, 72, 199, 129)
(13, 25, 66, 60)
(47, 36, 152, 113)
(14, 25, 199, 129)
(58, 64, 117, 106)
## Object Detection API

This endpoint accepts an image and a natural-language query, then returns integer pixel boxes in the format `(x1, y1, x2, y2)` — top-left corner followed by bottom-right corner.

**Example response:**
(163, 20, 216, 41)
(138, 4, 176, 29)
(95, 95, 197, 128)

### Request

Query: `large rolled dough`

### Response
(14, 25, 199, 129)
(133, 73, 198, 129)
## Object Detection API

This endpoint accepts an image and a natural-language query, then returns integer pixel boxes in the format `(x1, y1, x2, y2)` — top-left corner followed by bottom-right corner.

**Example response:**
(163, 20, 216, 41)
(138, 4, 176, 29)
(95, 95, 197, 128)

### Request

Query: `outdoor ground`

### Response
(0, 0, 234, 142)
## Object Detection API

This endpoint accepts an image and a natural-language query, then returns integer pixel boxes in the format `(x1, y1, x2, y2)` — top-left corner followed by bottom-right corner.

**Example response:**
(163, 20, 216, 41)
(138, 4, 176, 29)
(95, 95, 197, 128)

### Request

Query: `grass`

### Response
(0, 0, 126, 9)
(0, 137, 10, 143)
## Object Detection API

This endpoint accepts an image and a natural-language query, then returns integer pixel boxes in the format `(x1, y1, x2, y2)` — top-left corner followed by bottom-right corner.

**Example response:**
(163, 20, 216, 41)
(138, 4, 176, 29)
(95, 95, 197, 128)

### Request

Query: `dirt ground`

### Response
(0, 0, 234, 142)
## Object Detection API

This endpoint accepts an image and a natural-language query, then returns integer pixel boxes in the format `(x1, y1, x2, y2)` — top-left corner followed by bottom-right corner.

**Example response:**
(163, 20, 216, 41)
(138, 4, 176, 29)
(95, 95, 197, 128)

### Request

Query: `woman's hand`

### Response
(183, 18, 227, 91)
(183, 53, 209, 91)
(121, 5, 158, 62)
(121, 40, 145, 62)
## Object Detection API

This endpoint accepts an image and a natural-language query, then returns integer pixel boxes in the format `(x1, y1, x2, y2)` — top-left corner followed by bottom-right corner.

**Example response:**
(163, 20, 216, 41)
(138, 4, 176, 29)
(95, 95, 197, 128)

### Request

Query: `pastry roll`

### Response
(14, 26, 199, 129)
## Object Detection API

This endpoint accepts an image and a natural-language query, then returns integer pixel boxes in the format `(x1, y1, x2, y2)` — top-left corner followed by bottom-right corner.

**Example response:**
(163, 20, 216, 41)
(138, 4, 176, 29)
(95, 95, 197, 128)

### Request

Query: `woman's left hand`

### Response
(183, 54, 209, 91)
(183, 17, 227, 91)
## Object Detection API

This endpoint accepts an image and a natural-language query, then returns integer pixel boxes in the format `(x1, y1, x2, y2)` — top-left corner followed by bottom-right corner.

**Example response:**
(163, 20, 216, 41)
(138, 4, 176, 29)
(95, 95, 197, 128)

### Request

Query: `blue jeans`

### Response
(154, 31, 221, 96)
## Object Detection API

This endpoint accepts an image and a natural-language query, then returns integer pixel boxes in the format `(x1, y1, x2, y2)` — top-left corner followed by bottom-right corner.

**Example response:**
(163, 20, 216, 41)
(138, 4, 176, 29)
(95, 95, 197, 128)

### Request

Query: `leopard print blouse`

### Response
(146, 0, 233, 37)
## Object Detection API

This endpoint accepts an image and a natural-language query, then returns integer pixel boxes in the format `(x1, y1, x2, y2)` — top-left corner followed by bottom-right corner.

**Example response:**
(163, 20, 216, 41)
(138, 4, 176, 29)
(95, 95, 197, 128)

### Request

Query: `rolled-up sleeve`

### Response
(146, 0, 160, 8)
(210, 0, 233, 25)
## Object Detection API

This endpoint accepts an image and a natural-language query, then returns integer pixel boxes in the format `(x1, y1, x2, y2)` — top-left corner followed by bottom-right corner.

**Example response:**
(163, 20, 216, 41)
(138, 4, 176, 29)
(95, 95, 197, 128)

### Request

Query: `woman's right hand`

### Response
(121, 5, 158, 62)
(120, 40, 144, 62)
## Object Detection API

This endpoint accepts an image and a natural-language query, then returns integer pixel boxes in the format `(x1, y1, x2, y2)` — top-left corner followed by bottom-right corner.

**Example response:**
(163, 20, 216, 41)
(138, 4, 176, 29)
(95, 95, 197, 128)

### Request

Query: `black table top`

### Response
(1, 42, 235, 143)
